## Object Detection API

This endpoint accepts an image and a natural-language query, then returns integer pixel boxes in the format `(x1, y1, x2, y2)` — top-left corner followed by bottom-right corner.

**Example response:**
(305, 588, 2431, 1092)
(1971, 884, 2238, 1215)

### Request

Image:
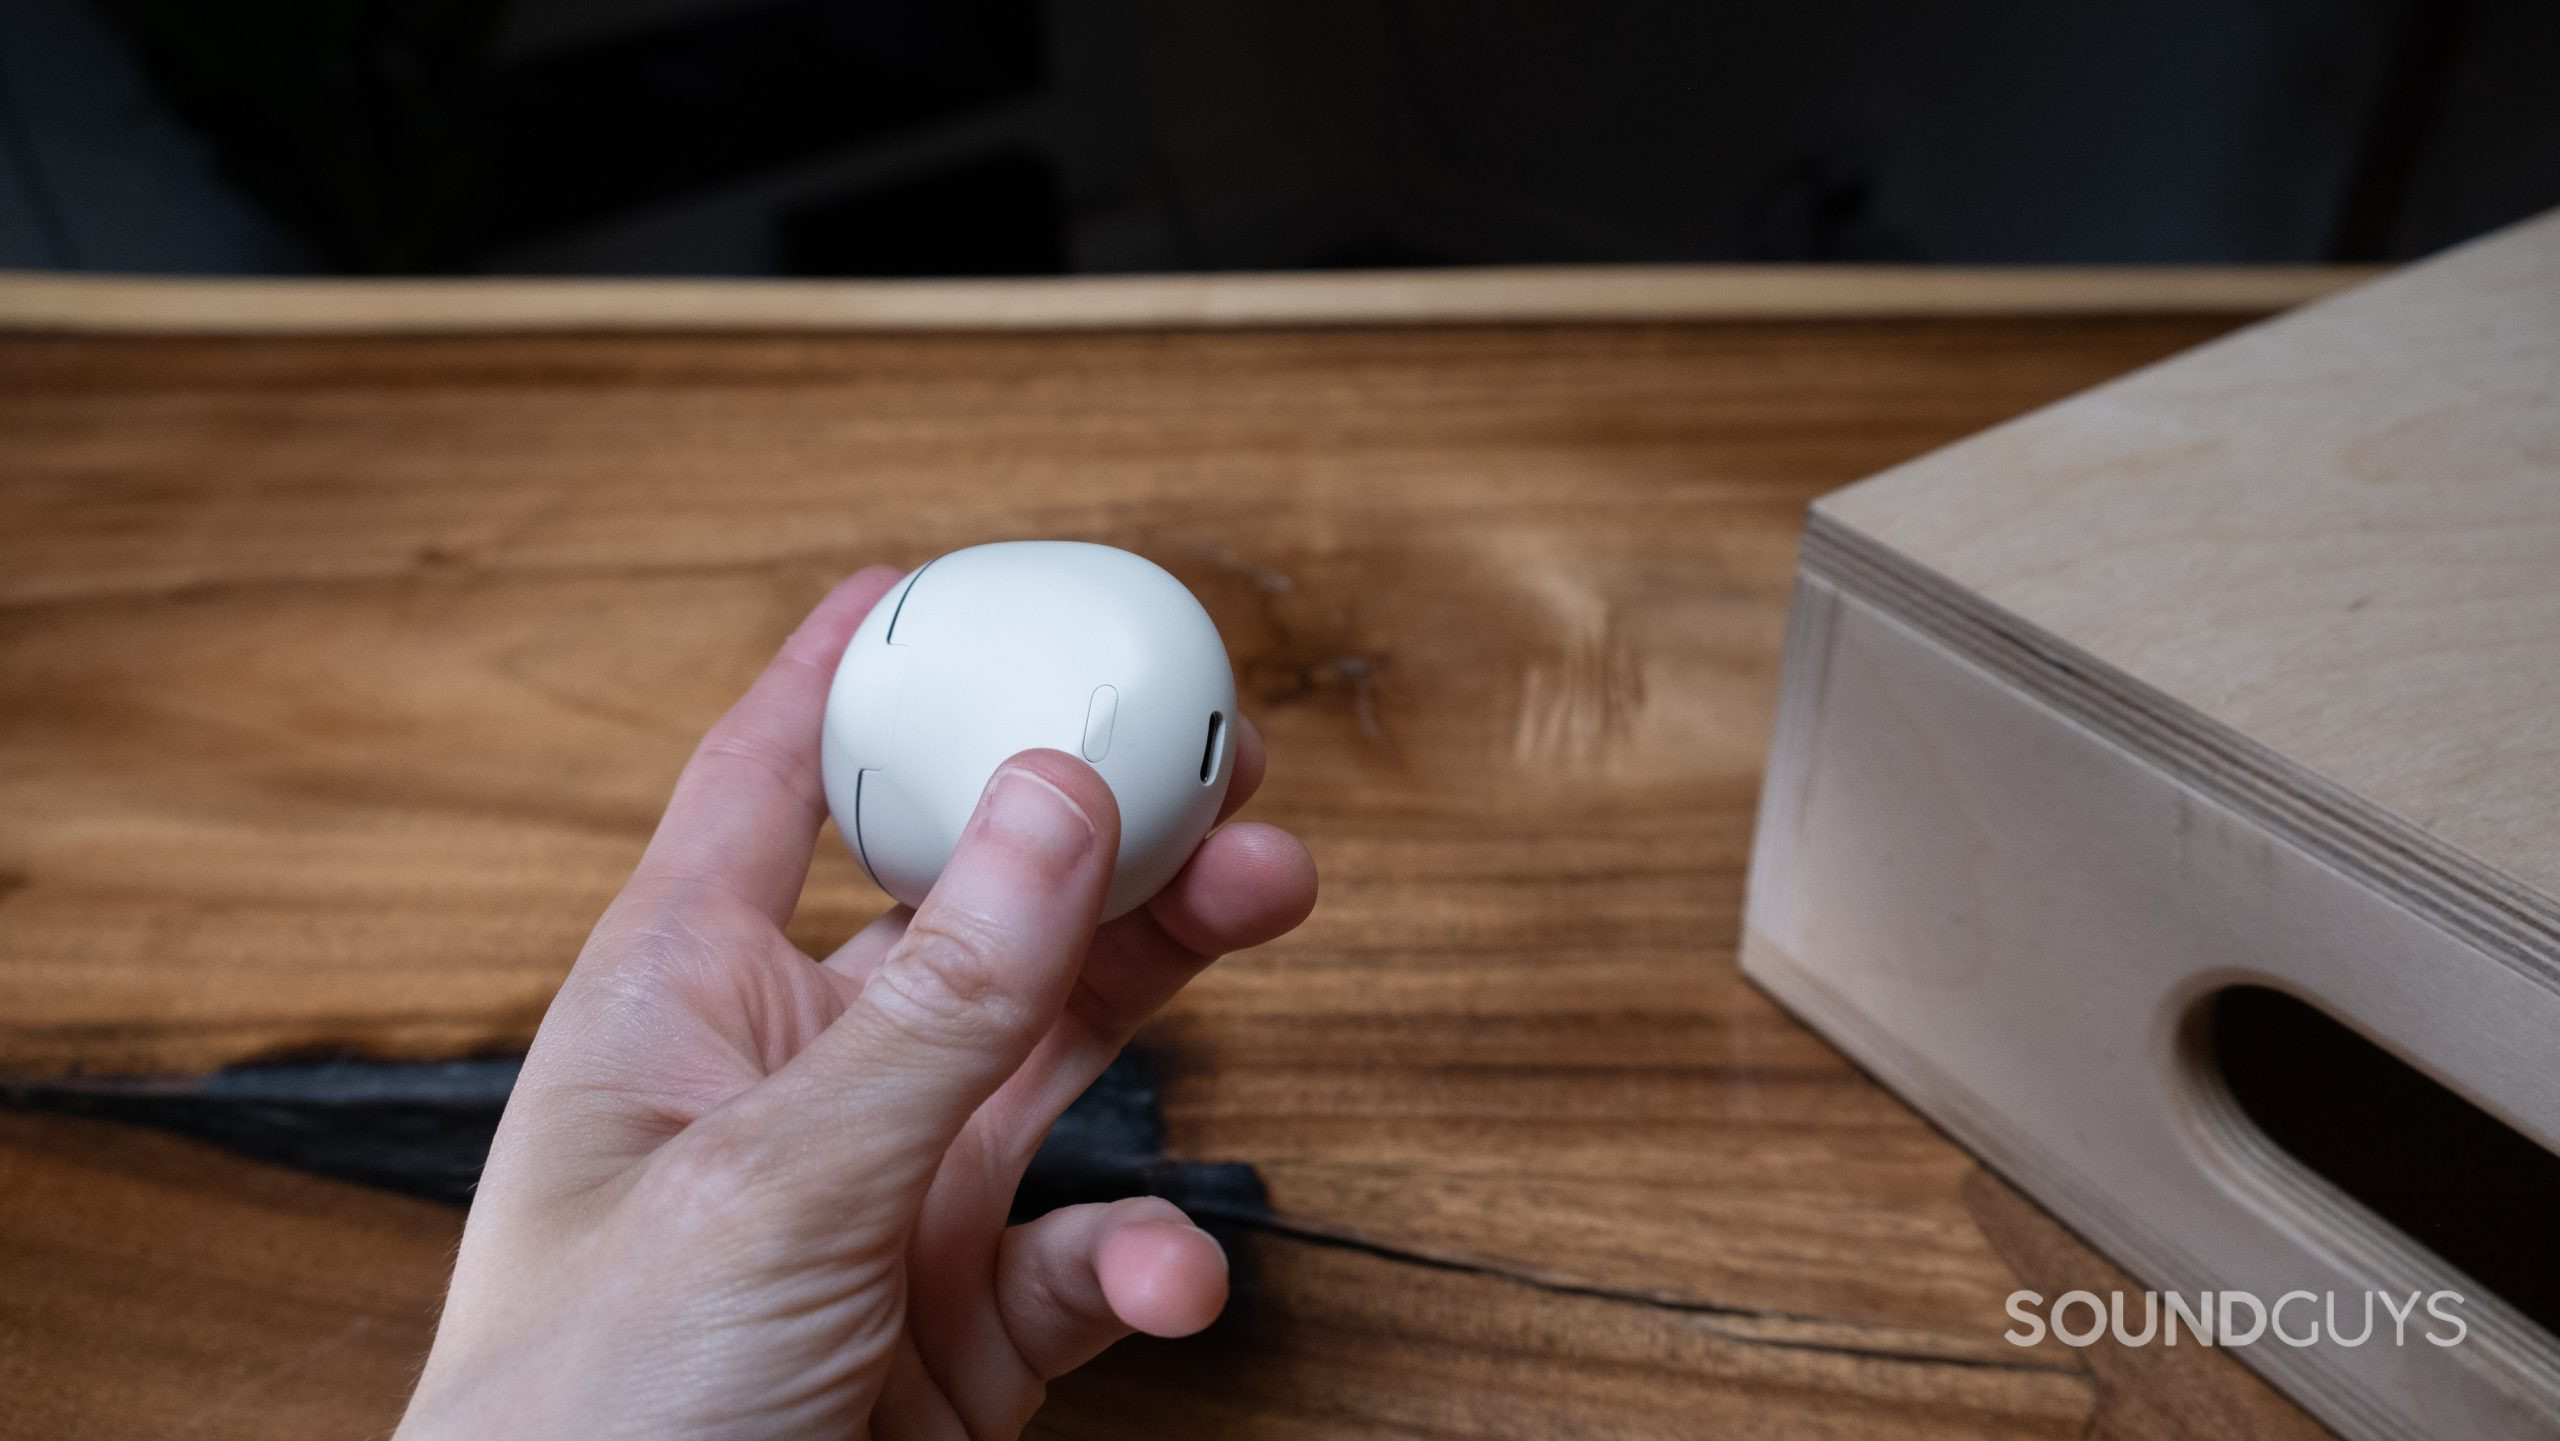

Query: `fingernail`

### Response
(985, 766, 1096, 872)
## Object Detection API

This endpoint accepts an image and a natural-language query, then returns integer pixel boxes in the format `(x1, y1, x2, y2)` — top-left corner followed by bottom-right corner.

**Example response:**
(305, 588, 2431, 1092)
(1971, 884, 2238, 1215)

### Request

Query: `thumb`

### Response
(693, 750, 1120, 1226)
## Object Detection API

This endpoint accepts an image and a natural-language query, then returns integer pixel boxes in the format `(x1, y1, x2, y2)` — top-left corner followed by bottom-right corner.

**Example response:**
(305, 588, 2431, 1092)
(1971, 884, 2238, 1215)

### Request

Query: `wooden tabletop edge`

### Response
(0, 265, 2379, 335)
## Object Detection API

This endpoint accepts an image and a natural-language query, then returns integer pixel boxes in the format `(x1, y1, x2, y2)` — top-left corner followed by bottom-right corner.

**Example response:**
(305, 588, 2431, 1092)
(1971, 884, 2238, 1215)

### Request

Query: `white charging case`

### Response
(820, 542, 1239, 920)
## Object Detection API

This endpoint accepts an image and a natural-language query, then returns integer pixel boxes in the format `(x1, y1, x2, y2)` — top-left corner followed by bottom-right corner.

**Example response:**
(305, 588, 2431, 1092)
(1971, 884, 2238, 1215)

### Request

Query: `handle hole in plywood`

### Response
(2194, 984, 2560, 1340)
(1199, 712, 1225, 785)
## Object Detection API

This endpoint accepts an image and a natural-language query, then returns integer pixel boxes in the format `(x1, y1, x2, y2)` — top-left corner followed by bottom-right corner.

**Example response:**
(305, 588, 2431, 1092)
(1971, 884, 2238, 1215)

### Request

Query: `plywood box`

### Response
(1742, 210, 2560, 1440)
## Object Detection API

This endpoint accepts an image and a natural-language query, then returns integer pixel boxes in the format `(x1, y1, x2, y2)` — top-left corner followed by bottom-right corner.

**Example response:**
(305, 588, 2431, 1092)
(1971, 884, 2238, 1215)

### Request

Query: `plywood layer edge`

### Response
(1812, 208, 2560, 991)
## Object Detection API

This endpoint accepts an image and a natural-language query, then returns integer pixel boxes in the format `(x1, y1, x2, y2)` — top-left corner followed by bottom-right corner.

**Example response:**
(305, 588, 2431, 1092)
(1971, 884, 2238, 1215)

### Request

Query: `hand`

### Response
(397, 569, 1319, 1440)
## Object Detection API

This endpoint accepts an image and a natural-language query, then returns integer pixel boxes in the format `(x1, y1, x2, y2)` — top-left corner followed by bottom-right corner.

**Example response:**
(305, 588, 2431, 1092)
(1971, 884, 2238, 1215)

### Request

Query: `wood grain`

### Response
(0, 318, 2241, 1075)
(1747, 211, 2560, 1441)
(0, 1107, 2106, 1441)
(1037, 1223, 2095, 1441)
(0, 308, 2336, 1435)
(0, 1111, 455, 1440)
(1822, 210, 2560, 932)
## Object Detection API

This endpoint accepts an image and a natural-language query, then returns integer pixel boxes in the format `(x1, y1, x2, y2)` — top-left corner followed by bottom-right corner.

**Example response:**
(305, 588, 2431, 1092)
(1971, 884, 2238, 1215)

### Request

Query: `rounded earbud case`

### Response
(820, 541, 1239, 920)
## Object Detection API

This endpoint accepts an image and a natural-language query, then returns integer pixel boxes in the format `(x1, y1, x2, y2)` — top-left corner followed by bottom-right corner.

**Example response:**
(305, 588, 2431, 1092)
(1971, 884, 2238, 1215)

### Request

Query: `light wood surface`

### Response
(1820, 210, 2560, 972)
(1748, 210, 2560, 1440)
(1742, 579, 2560, 1439)
(0, 301, 2334, 1436)
(0, 264, 2371, 336)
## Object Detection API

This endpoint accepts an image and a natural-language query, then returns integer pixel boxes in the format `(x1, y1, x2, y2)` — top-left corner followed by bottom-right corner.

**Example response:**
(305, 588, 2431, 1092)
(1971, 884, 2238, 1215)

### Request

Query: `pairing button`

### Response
(1081, 685, 1118, 762)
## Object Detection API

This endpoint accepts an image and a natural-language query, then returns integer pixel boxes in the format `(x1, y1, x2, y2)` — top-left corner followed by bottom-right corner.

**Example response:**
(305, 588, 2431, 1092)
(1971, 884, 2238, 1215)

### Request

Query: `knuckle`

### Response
(1018, 1247, 1094, 1335)
(865, 910, 1032, 1048)
(691, 721, 818, 799)
(641, 1121, 772, 1233)
(583, 892, 765, 1007)
(1110, 1195, 1192, 1232)
(636, 1122, 882, 1277)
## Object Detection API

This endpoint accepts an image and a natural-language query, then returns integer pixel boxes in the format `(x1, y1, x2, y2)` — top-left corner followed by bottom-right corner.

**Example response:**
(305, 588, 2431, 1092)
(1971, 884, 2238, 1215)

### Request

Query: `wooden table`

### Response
(0, 268, 2360, 1439)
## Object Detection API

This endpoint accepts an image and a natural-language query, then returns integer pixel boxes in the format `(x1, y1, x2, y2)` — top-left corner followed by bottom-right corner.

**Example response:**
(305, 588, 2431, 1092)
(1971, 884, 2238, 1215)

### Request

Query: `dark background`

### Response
(2, 0, 2554, 276)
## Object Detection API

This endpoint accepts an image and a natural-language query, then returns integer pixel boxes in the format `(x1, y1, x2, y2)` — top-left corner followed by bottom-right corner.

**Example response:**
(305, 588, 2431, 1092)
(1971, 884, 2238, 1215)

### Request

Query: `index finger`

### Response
(630, 567, 903, 921)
